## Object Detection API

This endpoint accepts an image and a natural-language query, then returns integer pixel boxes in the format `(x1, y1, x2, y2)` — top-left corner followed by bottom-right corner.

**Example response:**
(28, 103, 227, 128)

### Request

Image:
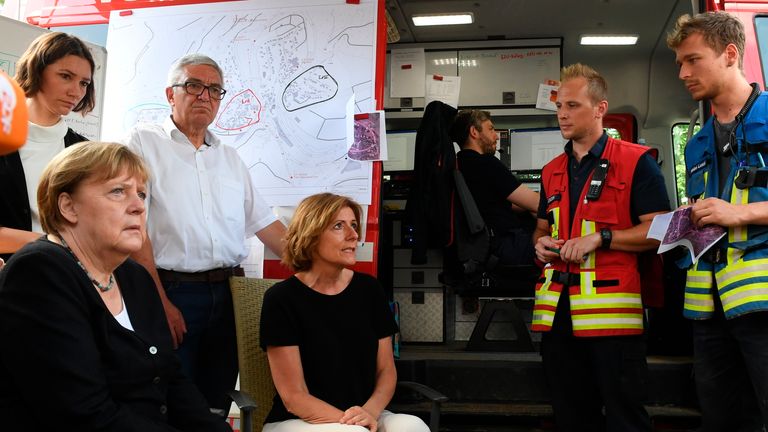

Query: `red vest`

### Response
(532, 138, 649, 337)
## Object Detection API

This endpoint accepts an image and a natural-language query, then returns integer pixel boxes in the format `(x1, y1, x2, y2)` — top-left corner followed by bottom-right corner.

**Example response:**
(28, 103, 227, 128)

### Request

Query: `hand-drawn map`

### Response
(102, 0, 378, 205)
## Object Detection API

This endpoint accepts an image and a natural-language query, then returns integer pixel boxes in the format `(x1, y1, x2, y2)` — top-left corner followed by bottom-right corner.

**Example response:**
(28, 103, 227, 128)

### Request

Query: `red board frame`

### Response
(264, 0, 386, 278)
(24, 0, 235, 27)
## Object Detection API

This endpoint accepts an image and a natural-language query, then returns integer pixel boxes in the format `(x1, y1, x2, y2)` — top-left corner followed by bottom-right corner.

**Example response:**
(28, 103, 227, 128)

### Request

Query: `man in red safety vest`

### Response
(533, 63, 670, 431)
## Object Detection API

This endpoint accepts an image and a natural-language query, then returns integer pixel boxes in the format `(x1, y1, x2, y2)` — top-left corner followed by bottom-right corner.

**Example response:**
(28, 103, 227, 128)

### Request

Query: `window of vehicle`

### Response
(755, 16, 768, 85)
(672, 123, 701, 206)
(605, 128, 621, 140)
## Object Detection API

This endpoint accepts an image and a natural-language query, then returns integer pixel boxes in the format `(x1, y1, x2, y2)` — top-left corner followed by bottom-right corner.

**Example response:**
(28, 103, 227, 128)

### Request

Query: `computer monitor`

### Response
(507, 127, 566, 171)
(384, 130, 417, 172)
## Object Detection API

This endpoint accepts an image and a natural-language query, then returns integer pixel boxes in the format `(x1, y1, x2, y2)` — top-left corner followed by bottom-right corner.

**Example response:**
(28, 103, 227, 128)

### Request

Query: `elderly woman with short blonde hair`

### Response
(0, 142, 231, 431)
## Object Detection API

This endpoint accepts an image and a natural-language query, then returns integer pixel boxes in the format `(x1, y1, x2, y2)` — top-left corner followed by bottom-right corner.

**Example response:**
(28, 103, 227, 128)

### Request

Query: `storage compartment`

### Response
(393, 287, 445, 343)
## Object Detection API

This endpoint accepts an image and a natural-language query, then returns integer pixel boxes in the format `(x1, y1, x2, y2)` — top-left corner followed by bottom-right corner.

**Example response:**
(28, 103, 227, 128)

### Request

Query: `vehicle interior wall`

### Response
(385, 0, 696, 206)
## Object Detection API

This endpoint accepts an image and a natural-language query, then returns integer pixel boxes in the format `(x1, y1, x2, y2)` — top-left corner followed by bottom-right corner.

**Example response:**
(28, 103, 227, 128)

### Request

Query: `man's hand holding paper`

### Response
(648, 206, 726, 264)
(691, 197, 746, 227)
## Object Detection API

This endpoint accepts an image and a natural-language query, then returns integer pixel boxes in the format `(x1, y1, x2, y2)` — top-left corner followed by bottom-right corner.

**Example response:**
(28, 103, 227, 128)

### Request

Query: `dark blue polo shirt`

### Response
(536, 132, 670, 226)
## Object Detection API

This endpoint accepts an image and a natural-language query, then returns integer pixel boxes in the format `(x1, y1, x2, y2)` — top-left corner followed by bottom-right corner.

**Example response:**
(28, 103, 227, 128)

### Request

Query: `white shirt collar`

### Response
(162, 116, 221, 149)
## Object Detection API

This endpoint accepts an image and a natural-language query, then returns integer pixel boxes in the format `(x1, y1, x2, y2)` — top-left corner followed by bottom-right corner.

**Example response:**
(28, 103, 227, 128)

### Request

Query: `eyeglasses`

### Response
(172, 81, 227, 100)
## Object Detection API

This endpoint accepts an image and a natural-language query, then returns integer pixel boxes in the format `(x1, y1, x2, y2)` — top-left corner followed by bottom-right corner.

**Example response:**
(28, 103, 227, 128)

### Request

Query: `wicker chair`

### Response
(227, 276, 447, 432)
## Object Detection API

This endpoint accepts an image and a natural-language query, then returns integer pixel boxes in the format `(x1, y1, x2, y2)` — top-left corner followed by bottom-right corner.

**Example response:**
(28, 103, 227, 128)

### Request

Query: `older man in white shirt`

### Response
(125, 53, 286, 416)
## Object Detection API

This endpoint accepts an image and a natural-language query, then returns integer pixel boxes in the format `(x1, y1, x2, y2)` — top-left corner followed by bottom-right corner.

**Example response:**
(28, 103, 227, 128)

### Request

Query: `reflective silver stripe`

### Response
(720, 287, 768, 306)
(686, 273, 712, 284)
(683, 297, 714, 307)
(716, 263, 767, 285)
(533, 312, 555, 325)
(570, 296, 642, 306)
(580, 271, 595, 295)
(571, 317, 643, 325)
(536, 292, 560, 306)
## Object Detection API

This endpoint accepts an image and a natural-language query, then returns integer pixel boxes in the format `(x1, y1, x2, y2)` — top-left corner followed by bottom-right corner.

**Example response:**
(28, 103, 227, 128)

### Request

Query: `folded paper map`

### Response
(648, 207, 726, 264)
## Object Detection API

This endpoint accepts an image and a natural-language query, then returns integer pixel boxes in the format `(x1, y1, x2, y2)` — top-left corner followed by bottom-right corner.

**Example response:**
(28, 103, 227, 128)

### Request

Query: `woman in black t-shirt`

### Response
(260, 193, 429, 432)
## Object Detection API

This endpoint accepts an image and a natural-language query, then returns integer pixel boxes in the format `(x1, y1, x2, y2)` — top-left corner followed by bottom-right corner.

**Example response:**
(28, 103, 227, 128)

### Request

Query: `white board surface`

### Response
(384, 50, 457, 109)
(0, 15, 107, 140)
(459, 47, 560, 107)
(102, 0, 379, 206)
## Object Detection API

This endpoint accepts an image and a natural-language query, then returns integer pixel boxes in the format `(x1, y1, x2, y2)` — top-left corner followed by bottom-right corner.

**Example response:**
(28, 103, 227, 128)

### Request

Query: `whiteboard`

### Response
(384, 50, 458, 109)
(102, 0, 379, 206)
(0, 15, 107, 140)
(508, 128, 566, 171)
(459, 47, 560, 107)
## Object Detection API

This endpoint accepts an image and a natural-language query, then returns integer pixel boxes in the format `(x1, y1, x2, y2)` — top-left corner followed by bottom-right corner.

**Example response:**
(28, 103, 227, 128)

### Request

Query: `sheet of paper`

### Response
(349, 111, 387, 162)
(383, 135, 408, 171)
(648, 208, 727, 263)
(535, 83, 558, 111)
(647, 211, 673, 241)
(390, 48, 426, 98)
(425, 74, 461, 108)
(345, 95, 355, 151)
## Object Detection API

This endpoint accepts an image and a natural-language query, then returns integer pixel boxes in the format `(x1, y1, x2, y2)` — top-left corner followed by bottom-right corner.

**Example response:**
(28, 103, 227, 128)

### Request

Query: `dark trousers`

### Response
(693, 298, 768, 432)
(540, 294, 651, 432)
(491, 227, 535, 265)
(162, 279, 238, 414)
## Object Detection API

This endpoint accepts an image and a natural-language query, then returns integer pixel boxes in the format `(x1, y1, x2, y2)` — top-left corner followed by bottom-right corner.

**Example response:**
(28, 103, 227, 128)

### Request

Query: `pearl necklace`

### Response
(58, 235, 115, 292)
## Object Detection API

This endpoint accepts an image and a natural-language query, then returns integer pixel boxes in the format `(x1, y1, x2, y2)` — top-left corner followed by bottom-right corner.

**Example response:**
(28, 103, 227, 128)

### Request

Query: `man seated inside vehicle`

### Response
(450, 109, 540, 266)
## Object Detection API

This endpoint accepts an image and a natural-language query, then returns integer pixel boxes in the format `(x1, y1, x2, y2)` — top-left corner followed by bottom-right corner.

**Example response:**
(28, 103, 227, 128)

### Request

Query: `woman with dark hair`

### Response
(0, 31, 95, 261)
(260, 193, 429, 432)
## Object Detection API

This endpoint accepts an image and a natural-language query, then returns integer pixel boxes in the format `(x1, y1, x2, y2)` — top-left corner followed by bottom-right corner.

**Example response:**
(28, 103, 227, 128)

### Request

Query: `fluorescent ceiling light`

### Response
(580, 35, 638, 45)
(412, 13, 474, 27)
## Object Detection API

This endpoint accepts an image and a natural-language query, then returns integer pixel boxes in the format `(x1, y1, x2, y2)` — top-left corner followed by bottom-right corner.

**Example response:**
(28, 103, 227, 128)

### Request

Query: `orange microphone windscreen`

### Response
(0, 70, 28, 156)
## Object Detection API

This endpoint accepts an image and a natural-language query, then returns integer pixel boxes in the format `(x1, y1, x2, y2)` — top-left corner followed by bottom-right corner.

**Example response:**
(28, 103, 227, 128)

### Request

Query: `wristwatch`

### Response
(600, 228, 612, 250)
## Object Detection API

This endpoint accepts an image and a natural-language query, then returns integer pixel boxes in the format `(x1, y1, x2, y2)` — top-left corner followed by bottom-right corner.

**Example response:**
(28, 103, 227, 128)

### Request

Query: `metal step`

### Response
(395, 344, 697, 408)
(388, 401, 701, 431)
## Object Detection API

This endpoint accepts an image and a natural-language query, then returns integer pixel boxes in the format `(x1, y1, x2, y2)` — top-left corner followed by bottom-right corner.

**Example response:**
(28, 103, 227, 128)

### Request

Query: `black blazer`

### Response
(0, 128, 86, 262)
(407, 101, 458, 264)
(0, 239, 231, 432)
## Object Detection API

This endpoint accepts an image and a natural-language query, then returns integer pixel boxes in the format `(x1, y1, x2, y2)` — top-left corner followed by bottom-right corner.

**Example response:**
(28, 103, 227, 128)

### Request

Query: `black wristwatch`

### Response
(600, 228, 612, 250)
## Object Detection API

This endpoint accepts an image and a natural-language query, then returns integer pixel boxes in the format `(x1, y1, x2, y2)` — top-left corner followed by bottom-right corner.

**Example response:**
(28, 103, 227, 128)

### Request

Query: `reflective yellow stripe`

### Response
(683, 293, 715, 312)
(573, 323, 644, 330)
(572, 314, 644, 329)
(539, 268, 554, 290)
(728, 187, 749, 264)
(580, 271, 595, 295)
(581, 220, 596, 270)
(715, 257, 768, 287)
(685, 267, 714, 314)
(535, 291, 560, 307)
(534, 268, 558, 327)
(570, 293, 642, 309)
(532, 310, 555, 327)
(719, 285, 768, 310)
(703, 171, 708, 190)
(551, 207, 560, 240)
(686, 270, 713, 289)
